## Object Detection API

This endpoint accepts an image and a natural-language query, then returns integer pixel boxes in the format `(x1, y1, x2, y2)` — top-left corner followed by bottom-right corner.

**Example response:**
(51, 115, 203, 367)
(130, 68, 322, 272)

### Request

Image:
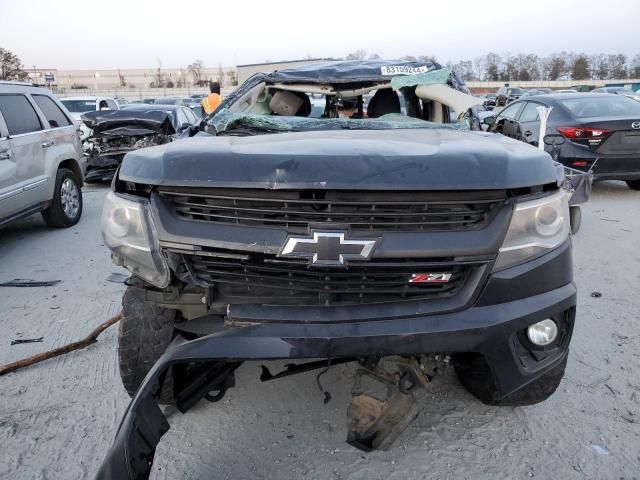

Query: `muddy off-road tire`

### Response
(454, 353, 567, 406)
(119, 285, 177, 404)
(41, 168, 83, 227)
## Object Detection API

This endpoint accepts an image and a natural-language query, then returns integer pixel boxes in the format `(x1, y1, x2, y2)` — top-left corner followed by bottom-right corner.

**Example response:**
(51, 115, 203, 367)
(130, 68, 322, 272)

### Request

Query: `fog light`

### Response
(527, 319, 558, 346)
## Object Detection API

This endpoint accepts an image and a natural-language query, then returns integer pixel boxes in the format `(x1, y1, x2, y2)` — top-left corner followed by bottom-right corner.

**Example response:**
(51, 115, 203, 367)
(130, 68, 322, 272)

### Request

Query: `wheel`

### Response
(41, 168, 83, 227)
(626, 179, 640, 190)
(454, 353, 567, 406)
(569, 206, 581, 235)
(119, 285, 177, 404)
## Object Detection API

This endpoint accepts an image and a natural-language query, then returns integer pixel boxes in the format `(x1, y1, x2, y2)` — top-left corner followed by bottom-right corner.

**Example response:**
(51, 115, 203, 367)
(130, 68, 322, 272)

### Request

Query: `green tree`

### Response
(571, 55, 590, 80)
(0, 48, 28, 81)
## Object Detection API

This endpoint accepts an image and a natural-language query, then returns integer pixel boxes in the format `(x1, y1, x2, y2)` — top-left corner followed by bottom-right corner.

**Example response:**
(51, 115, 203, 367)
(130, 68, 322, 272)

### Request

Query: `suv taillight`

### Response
(557, 126, 611, 140)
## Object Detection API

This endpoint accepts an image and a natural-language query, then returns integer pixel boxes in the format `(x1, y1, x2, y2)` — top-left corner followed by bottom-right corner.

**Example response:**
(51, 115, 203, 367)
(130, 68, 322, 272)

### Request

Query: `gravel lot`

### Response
(1, 182, 639, 480)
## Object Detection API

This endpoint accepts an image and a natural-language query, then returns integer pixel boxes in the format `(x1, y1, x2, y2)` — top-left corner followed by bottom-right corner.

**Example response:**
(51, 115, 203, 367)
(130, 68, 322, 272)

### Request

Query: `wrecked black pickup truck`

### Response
(96, 60, 576, 479)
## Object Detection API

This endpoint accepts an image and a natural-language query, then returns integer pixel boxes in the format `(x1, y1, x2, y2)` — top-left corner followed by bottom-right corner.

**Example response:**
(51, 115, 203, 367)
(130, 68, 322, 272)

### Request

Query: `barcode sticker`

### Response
(380, 65, 430, 75)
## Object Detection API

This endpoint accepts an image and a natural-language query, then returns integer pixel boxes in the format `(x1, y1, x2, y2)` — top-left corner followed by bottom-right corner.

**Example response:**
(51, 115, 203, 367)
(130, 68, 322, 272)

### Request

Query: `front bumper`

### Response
(97, 239, 576, 478)
(85, 153, 123, 182)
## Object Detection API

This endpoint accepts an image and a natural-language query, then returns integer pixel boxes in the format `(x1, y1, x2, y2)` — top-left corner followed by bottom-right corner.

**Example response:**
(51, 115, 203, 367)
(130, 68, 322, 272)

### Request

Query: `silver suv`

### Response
(0, 82, 85, 227)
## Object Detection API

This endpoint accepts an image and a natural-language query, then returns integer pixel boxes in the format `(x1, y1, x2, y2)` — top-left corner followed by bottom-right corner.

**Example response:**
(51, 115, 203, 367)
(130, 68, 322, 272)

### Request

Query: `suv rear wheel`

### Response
(454, 353, 567, 406)
(41, 168, 83, 227)
(119, 285, 177, 404)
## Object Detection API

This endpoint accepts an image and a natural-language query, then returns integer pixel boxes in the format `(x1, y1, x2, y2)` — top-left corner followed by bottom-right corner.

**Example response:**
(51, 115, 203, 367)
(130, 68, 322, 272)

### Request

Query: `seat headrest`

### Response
(269, 90, 305, 116)
(367, 89, 401, 118)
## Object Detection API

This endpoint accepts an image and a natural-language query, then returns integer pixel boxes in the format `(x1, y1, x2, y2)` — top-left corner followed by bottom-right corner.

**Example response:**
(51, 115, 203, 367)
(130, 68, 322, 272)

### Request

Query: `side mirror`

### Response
(543, 134, 565, 146)
(180, 122, 190, 131)
(482, 115, 496, 126)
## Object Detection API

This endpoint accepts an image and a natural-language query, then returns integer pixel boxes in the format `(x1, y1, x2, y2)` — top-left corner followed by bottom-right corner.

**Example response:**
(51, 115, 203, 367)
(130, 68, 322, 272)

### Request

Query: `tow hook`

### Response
(347, 356, 438, 451)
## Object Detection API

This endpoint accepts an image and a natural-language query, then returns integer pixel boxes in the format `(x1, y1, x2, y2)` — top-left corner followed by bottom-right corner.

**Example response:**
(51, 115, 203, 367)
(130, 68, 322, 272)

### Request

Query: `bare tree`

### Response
(473, 55, 487, 81)
(485, 52, 502, 81)
(418, 55, 439, 65)
(606, 54, 627, 79)
(0, 47, 28, 81)
(345, 50, 367, 60)
(451, 60, 475, 81)
(630, 54, 640, 78)
(226, 69, 238, 86)
(188, 60, 205, 86)
(217, 63, 225, 85)
(368, 53, 381, 60)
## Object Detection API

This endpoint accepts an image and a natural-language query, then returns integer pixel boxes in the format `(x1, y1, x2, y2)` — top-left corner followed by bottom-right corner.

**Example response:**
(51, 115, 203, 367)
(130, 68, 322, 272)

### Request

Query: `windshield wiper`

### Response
(216, 124, 293, 136)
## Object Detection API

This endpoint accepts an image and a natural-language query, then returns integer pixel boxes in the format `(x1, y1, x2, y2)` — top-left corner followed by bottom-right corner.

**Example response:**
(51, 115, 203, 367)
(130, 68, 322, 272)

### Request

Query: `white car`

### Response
(59, 96, 119, 140)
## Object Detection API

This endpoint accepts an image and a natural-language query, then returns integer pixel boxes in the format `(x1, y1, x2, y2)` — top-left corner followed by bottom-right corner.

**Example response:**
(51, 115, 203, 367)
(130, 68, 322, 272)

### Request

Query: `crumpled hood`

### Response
(118, 128, 562, 190)
(81, 110, 175, 135)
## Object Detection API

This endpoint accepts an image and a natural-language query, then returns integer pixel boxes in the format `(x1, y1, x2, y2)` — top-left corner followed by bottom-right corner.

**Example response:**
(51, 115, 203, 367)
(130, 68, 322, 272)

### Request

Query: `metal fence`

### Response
(53, 87, 237, 101)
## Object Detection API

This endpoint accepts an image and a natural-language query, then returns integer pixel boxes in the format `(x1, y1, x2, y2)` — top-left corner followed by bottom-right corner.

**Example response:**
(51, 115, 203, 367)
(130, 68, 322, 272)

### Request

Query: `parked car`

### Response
(496, 86, 524, 105)
(153, 97, 185, 106)
(482, 92, 497, 109)
(183, 98, 205, 118)
(59, 96, 119, 140)
(115, 97, 130, 106)
(554, 89, 578, 94)
(520, 89, 546, 97)
(81, 103, 200, 182)
(96, 60, 576, 478)
(592, 87, 640, 102)
(142, 98, 155, 104)
(0, 82, 85, 227)
(488, 92, 640, 189)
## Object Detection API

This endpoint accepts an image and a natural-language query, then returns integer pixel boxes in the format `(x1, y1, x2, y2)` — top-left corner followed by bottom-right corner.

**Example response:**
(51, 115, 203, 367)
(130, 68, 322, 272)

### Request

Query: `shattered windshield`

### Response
(208, 111, 468, 135)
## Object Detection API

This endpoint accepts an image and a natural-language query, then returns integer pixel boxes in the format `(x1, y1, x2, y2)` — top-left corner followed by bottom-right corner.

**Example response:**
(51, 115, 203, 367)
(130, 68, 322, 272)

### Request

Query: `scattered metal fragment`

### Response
(106, 272, 129, 283)
(11, 337, 44, 346)
(0, 279, 62, 287)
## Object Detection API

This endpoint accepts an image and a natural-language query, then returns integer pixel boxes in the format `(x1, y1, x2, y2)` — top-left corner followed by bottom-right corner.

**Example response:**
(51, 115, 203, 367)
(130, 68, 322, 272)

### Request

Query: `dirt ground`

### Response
(1, 182, 639, 480)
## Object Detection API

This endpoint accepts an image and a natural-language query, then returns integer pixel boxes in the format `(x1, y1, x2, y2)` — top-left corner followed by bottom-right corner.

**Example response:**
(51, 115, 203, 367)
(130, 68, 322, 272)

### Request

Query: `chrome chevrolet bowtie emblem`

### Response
(280, 231, 378, 266)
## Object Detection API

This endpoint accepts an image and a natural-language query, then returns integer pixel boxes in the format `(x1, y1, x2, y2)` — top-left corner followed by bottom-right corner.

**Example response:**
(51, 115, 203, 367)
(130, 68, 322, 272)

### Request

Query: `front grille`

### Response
(159, 188, 504, 234)
(177, 248, 484, 306)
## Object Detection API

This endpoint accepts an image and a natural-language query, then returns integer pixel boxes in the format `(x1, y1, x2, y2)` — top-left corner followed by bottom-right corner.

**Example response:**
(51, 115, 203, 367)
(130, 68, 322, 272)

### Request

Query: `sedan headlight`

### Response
(101, 191, 170, 288)
(493, 190, 570, 271)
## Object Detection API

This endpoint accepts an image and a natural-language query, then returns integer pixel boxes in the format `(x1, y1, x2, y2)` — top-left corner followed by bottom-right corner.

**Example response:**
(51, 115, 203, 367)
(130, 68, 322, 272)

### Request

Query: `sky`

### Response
(0, 0, 637, 70)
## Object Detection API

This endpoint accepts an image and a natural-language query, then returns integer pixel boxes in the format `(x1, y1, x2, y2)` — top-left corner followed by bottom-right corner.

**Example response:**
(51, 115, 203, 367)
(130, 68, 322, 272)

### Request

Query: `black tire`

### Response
(626, 179, 640, 190)
(119, 285, 177, 404)
(41, 168, 83, 227)
(454, 353, 567, 406)
(569, 206, 581, 235)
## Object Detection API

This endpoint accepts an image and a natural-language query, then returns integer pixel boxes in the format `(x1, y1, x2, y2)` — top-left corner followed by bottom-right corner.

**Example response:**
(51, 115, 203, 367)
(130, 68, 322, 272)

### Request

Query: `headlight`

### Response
(101, 191, 170, 288)
(493, 190, 570, 271)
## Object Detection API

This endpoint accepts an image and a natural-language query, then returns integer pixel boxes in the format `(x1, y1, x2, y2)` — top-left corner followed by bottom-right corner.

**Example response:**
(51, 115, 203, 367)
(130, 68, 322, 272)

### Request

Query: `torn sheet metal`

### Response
(415, 84, 484, 115)
(266, 59, 439, 84)
(0, 279, 62, 287)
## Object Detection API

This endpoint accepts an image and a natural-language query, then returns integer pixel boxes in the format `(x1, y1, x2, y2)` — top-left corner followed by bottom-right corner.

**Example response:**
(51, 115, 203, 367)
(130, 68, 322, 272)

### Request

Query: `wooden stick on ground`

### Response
(0, 311, 123, 376)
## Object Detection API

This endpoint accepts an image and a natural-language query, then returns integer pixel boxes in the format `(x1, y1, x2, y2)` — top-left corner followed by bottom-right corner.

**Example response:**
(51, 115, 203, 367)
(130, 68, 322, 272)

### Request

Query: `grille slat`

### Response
(181, 251, 479, 306)
(160, 189, 503, 233)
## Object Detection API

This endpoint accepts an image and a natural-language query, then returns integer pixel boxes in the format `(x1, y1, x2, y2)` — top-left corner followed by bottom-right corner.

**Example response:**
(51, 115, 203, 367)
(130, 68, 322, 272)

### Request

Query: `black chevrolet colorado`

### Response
(97, 60, 575, 479)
